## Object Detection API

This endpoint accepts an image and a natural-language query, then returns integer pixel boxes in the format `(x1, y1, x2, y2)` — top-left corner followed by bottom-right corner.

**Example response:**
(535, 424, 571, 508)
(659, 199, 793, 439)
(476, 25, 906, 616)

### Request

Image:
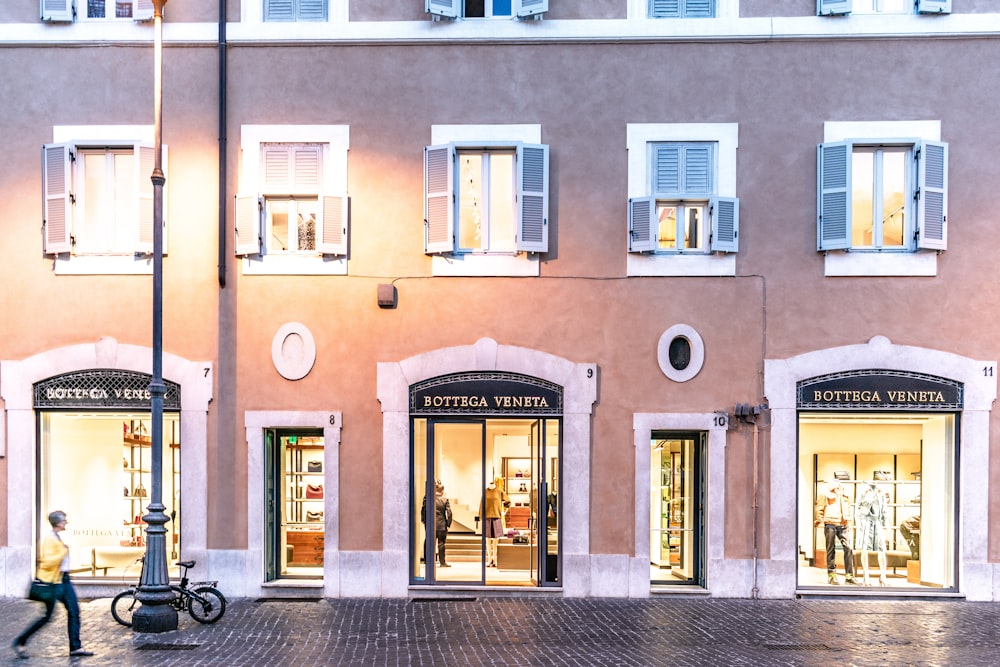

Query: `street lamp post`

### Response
(132, 0, 177, 634)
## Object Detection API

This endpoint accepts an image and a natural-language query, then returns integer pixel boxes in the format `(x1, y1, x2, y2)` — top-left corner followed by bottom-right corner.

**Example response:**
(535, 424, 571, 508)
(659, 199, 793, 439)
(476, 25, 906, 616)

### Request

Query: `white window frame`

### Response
(626, 124, 738, 277)
(649, 0, 717, 19)
(48, 125, 164, 276)
(243, 0, 346, 24)
(821, 120, 942, 277)
(426, 0, 548, 21)
(262, 0, 328, 22)
(629, 0, 736, 19)
(69, 0, 154, 21)
(237, 125, 349, 276)
(429, 125, 543, 277)
(817, 0, 951, 16)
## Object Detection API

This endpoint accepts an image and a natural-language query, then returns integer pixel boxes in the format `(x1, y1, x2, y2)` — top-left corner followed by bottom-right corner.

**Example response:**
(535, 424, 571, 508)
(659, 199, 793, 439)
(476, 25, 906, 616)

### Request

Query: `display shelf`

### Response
(282, 436, 325, 566)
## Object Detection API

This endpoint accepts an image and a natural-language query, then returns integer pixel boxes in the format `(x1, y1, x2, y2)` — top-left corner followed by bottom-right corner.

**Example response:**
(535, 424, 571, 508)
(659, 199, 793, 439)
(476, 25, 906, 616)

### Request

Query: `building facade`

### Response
(2, 0, 1000, 601)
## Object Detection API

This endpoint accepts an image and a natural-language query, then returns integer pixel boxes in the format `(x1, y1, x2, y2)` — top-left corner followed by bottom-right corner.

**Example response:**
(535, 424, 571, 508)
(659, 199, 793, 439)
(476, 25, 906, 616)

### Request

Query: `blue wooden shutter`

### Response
(515, 0, 547, 19)
(516, 143, 549, 253)
(684, 0, 715, 18)
(653, 144, 681, 194)
(424, 145, 454, 254)
(234, 195, 262, 256)
(817, 0, 851, 16)
(709, 196, 739, 253)
(916, 0, 950, 13)
(136, 144, 156, 254)
(318, 195, 348, 256)
(628, 196, 657, 253)
(651, 0, 680, 17)
(916, 141, 947, 251)
(264, 0, 294, 21)
(426, 0, 460, 19)
(42, 143, 73, 254)
(40, 0, 74, 22)
(683, 144, 712, 194)
(299, 0, 327, 20)
(817, 141, 852, 251)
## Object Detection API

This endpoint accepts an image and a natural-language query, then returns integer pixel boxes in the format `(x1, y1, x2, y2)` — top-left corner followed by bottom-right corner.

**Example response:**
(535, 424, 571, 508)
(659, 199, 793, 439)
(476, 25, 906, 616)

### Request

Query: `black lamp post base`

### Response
(132, 604, 178, 633)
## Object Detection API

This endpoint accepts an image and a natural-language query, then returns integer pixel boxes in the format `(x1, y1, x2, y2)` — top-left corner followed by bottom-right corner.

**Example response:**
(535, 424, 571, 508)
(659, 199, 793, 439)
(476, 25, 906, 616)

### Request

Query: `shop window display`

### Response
(39, 412, 181, 578)
(798, 413, 955, 590)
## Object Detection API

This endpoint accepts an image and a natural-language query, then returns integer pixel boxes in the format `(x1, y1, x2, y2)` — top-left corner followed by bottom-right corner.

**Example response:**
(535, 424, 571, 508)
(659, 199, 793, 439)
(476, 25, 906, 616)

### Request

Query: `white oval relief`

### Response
(271, 322, 316, 381)
(657, 324, 705, 383)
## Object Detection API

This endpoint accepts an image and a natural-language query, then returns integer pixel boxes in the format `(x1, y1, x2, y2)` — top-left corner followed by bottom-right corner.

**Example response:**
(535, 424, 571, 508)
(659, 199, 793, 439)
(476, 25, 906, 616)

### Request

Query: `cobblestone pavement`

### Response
(2, 594, 999, 666)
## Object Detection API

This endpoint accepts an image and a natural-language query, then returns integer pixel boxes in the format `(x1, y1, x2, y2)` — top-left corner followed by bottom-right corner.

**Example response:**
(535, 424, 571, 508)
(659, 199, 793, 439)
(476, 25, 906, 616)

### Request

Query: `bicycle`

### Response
(111, 559, 227, 626)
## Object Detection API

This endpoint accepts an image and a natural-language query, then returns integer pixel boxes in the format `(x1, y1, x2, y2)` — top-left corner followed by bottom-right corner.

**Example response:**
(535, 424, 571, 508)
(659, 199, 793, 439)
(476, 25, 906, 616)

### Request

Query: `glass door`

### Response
(650, 433, 704, 585)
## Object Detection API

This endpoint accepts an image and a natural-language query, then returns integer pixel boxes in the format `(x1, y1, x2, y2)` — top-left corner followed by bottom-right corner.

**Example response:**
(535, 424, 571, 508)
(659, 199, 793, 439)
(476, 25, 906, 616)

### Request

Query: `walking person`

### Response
(434, 480, 453, 567)
(12, 511, 94, 658)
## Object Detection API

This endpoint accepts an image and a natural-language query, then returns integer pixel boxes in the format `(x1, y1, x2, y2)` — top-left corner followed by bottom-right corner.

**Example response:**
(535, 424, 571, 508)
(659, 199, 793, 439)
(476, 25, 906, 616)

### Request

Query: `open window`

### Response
(426, 0, 548, 20)
(817, 0, 951, 15)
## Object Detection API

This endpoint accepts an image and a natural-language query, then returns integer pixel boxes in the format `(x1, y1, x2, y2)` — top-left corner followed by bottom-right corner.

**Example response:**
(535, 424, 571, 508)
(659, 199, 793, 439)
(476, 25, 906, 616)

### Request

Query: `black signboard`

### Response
(798, 369, 962, 411)
(411, 372, 562, 415)
(34, 369, 181, 410)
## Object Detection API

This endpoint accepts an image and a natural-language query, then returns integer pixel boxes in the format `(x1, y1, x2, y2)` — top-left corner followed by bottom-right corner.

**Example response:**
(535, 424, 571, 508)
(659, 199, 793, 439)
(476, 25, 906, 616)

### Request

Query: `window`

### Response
(628, 142, 738, 255)
(424, 142, 549, 256)
(817, 140, 947, 253)
(818, 0, 950, 16)
(235, 126, 349, 275)
(264, 0, 327, 21)
(426, 0, 547, 20)
(42, 139, 166, 259)
(41, 0, 154, 21)
(650, 0, 715, 18)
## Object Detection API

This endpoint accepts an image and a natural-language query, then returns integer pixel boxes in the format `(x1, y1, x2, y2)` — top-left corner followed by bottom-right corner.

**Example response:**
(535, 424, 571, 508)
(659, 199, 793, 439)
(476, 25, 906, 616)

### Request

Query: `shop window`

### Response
(649, 434, 704, 585)
(41, 0, 154, 22)
(265, 431, 325, 580)
(236, 126, 350, 275)
(264, 0, 327, 21)
(650, 0, 715, 18)
(42, 138, 167, 267)
(38, 413, 182, 578)
(426, 0, 547, 20)
(818, 0, 951, 15)
(798, 413, 955, 590)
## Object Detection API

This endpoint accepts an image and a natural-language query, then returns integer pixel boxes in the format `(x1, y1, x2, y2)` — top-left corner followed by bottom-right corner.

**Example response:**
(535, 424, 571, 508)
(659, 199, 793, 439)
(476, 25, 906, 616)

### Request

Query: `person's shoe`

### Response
(827, 573, 840, 585)
(12, 642, 28, 659)
(69, 648, 94, 657)
(845, 575, 858, 585)
(438, 562, 451, 568)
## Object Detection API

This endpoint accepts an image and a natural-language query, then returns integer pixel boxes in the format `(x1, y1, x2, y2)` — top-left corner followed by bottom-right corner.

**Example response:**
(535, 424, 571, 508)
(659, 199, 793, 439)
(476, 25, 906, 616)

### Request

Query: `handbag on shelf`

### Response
(306, 511, 324, 522)
(28, 579, 56, 603)
(832, 471, 850, 480)
(307, 460, 322, 473)
(305, 484, 324, 499)
(872, 470, 892, 481)
(134, 485, 147, 497)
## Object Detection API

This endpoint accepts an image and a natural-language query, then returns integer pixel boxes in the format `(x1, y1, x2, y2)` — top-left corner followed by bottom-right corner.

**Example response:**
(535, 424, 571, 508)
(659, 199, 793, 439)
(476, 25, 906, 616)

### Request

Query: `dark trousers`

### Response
(16, 573, 82, 651)
(824, 524, 854, 576)
(435, 531, 448, 565)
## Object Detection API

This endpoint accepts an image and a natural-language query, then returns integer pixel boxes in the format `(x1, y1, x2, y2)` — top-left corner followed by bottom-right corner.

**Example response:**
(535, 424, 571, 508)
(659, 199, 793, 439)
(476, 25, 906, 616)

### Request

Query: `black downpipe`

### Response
(217, 0, 227, 287)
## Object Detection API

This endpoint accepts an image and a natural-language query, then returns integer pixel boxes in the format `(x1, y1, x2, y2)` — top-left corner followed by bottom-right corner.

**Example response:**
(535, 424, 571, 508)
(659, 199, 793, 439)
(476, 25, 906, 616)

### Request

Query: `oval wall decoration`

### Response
(657, 324, 705, 383)
(271, 322, 317, 381)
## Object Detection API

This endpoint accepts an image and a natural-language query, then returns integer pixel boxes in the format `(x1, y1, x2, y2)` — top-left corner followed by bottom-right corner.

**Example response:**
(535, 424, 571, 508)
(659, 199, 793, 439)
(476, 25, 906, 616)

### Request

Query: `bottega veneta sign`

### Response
(34, 369, 181, 410)
(411, 372, 562, 415)
(797, 370, 962, 411)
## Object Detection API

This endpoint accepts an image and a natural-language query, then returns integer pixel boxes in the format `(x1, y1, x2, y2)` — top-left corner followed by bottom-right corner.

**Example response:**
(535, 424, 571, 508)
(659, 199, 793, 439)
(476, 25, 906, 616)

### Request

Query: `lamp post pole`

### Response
(132, 0, 177, 634)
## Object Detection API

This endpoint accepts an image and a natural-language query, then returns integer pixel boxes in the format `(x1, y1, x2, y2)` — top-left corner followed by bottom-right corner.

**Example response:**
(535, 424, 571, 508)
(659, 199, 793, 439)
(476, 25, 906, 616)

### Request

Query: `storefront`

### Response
(764, 336, 998, 600)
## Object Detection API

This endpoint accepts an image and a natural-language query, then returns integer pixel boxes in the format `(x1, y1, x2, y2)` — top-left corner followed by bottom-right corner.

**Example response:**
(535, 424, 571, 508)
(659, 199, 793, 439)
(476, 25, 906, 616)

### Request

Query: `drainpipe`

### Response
(217, 0, 227, 287)
(751, 417, 759, 600)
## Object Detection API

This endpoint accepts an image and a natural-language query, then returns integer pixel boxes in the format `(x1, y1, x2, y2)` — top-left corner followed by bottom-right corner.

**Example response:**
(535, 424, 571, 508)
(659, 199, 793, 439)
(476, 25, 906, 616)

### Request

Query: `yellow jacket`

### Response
(36, 531, 68, 584)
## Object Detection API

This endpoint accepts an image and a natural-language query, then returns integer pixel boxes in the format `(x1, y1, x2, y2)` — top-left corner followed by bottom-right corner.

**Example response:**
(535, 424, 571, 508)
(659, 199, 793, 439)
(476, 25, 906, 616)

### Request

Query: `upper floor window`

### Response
(235, 126, 350, 275)
(424, 142, 548, 256)
(818, 0, 950, 15)
(264, 0, 327, 21)
(42, 138, 165, 260)
(426, 0, 547, 20)
(650, 0, 715, 18)
(817, 139, 947, 253)
(628, 142, 738, 255)
(41, 0, 154, 22)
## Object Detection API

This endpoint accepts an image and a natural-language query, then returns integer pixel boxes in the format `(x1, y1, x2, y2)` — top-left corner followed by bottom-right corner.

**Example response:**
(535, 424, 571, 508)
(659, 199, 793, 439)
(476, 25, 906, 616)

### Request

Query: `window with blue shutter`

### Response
(265, 0, 327, 21)
(428, 0, 547, 19)
(817, 0, 851, 16)
(916, 141, 947, 250)
(916, 0, 950, 13)
(650, 0, 715, 18)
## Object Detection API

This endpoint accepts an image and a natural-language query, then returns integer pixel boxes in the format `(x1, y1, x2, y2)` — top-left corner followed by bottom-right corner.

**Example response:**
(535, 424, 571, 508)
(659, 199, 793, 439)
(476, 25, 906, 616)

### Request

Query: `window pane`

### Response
(87, 0, 106, 18)
(852, 151, 875, 247)
(296, 200, 317, 251)
(656, 204, 678, 249)
(113, 152, 135, 251)
(458, 154, 484, 250)
(683, 206, 702, 250)
(81, 153, 110, 251)
(270, 200, 290, 252)
(116, 1, 133, 18)
(466, 0, 486, 17)
(882, 150, 906, 247)
(488, 153, 515, 252)
(492, 0, 512, 16)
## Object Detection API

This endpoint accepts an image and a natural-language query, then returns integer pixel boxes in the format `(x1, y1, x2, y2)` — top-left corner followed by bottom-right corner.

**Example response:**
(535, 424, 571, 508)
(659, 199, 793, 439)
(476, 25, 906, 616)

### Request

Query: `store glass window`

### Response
(265, 430, 325, 579)
(798, 413, 956, 589)
(649, 433, 704, 585)
(39, 412, 181, 578)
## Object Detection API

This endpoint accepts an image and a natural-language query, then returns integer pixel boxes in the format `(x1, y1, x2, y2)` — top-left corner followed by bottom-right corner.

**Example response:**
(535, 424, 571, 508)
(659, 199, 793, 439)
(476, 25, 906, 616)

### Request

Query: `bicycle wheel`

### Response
(188, 586, 226, 624)
(111, 589, 139, 627)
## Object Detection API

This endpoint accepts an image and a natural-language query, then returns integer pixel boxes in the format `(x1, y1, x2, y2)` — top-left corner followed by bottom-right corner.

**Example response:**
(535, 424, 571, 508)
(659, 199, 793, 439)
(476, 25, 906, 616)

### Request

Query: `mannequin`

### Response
(855, 481, 888, 586)
(480, 477, 510, 567)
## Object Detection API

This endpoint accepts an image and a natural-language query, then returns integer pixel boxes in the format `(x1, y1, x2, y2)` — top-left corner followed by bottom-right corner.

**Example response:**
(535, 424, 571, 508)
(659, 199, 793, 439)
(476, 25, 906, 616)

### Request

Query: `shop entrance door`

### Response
(411, 417, 561, 586)
(650, 433, 705, 585)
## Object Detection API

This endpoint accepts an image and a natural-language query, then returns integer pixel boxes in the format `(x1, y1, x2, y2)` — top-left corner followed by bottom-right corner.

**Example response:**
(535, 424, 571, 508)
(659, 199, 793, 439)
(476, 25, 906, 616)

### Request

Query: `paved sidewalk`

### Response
(2, 595, 998, 666)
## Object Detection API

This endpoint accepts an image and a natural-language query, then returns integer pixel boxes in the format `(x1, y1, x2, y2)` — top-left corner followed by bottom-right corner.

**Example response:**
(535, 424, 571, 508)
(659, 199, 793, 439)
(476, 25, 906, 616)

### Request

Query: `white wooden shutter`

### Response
(516, 143, 549, 253)
(136, 144, 156, 254)
(424, 144, 454, 254)
(683, 144, 712, 194)
(42, 143, 73, 254)
(817, 141, 852, 251)
(817, 0, 851, 15)
(133, 0, 154, 21)
(265, 0, 294, 21)
(234, 195, 263, 255)
(262, 144, 320, 194)
(916, 0, 950, 13)
(628, 196, 657, 253)
(916, 141, 947, 251)
(40, 0, 74, 22)
(709, 196, 739, 253)
(426, 0, 460, 19)
(317, 194, 348, 256)
(515, 0, 547, 19)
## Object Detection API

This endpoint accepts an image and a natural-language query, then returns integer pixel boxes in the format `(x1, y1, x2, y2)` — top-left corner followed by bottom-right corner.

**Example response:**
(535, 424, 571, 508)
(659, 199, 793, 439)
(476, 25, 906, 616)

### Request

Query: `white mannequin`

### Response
(856, 481, 888, 586)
